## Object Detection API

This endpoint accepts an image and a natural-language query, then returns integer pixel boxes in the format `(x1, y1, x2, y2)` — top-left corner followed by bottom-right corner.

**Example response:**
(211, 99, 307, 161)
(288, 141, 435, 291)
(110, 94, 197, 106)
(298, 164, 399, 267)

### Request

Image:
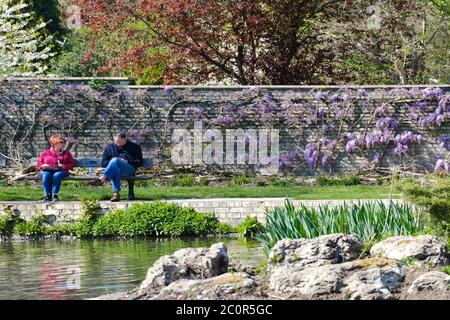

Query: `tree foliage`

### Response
(60, 0, 449, 84)
(0, 0, 55, 76)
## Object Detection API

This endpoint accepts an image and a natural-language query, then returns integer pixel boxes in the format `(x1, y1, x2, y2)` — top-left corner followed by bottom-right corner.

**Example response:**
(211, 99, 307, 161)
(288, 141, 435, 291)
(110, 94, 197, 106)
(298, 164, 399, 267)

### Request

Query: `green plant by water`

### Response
(258, 199, 426, 253)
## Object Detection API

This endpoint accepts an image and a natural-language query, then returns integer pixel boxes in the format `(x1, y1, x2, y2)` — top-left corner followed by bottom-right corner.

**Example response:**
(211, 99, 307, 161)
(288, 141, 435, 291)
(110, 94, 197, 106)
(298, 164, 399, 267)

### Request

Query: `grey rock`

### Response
(370, 235, 448, 266)
(173, 242, 229, 278)
(150, 272, 257, 300)
(268, 234, 363, 268)
(89, 292, 128, 300)
(139, 255, 181, 290)
(342, 266, 405, 300)
(269, 261, 361, 296)
(407, 271, 450, 294)
(139, 243, 228, 292)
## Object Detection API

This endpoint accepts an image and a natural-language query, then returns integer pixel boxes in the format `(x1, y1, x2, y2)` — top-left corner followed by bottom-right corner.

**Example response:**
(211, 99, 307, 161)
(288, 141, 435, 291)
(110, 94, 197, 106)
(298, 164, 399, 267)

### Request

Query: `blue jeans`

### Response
(103, 158, 136, 192)
(41, 171, 69, 195)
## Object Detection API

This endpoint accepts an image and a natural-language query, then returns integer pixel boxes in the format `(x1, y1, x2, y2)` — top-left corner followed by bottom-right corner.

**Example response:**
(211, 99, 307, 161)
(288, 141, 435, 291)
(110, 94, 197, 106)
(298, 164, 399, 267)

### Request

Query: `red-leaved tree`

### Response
(71, 0, 346, 84)
(68, 0, 447, 85)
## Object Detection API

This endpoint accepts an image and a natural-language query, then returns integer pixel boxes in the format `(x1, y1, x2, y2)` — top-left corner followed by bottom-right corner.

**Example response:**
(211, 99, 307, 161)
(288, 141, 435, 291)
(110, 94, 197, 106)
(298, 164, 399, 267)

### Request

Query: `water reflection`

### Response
(0, 238, 263, 300)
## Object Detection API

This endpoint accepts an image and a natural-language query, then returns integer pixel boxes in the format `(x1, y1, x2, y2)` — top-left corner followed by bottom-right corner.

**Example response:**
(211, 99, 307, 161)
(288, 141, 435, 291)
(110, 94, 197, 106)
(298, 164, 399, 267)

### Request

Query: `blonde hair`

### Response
(49, 134, 66, 146)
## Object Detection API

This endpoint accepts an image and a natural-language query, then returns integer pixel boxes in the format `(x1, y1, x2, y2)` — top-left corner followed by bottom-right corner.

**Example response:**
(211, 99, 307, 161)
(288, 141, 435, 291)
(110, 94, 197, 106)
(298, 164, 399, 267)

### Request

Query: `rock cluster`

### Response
(267, 234, 449, 300)
(93, 242, 258, 300)
(93, 234, 449, 300)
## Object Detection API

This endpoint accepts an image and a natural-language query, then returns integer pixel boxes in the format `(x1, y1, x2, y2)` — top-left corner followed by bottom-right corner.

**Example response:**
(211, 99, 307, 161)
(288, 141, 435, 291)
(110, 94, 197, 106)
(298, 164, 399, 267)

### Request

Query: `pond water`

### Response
(0, 238, 264, 300)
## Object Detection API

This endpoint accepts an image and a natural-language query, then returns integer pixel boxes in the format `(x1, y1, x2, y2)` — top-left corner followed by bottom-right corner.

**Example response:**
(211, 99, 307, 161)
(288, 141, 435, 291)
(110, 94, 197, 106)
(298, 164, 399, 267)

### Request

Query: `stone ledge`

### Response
(0, 198, 404, 226)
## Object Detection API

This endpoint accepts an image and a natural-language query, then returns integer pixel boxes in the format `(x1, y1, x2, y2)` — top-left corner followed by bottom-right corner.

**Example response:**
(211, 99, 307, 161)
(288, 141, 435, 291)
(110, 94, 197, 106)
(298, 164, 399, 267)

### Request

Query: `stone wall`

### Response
(0, 198, 403, 226)
(0, 78, 448, 175)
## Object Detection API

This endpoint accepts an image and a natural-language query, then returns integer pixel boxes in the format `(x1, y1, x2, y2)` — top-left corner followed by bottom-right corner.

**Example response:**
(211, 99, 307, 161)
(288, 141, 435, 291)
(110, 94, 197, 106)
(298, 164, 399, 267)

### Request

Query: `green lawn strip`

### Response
(0, 185, 399, 201)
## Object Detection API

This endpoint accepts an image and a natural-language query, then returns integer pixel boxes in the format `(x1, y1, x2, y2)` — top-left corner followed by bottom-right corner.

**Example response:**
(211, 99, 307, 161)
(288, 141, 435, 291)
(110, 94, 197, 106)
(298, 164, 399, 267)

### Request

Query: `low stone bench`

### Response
(17, 157, 153, 200)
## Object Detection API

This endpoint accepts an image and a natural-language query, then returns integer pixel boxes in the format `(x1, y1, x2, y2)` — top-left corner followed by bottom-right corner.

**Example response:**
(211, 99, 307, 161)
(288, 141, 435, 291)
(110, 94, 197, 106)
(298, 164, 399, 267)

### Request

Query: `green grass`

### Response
(0, 184, 399, 201)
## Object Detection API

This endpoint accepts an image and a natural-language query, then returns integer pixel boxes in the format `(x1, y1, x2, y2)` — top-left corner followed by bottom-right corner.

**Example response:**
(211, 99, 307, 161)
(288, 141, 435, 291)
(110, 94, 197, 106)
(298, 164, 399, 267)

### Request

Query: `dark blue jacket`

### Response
(101, 140, 143, 170)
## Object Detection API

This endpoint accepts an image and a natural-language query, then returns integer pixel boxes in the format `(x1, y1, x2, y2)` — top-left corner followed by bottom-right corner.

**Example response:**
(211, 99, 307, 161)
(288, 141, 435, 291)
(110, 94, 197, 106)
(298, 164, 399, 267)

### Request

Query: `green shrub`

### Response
(255, 179, 268, 187)
(69, 199, 102, 238)
(47, 224, 76, 238)
(396, 177, 449, 235)
(269, 177, 295, 187)
(88, 79, 111, 90)
(441, 266, 450, 276)
(1, 200, 227, 239)
(135, 179, 158, 187)
(14, 213, 49, 238)
(216, 223, 237, 235)
(80, 199, 102, 221)
(0, 208, 19, 238)
(255, 260, 268, 275)
(167, 174, 196, 187)
(62, 180, 90, 187)
(198, 177, 210, 186)
(229, 174, 252, 186)
(72, 219, 95, 238)
(258, 199, 425, 253)
(237, 216, 264, 238)
(316, 175, 361, 186)
(92, 202, 220, 237)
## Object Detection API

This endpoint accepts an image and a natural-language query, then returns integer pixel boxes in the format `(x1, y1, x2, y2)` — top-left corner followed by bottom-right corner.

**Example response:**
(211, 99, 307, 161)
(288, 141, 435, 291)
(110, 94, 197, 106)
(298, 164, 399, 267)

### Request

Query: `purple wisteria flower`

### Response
(184, 107, 205, 120)
(374, 105, 389, 117)
(372, 153, 382, 163)
(358, 88, 368, 97)
(303, 138, 336, 169)
(434, 159, 449, 174)
(408, 87, 422, 98)
(392, 131, 424, 156)
(225, 102, 235, 112)
(67, 137, 77, 144)
(376, 117, 398, 129)
(346, 139, 358, 153)
(315, 91, 326, 101)
(317, 107, 324, 119)
(162, 86, 174, 95)
(304, 143, 318, 169)
(237, 107, 246, 117)
(100, 111, 110, 123)
(438, 94, 449, 109)
(214, 115, 235, 127)
(365, 130, 389, 148)
(345, 134, 365, 153)
(279, 150, 300, 170)
(422, 87, 444, 99)
(437, 135, 450, 151)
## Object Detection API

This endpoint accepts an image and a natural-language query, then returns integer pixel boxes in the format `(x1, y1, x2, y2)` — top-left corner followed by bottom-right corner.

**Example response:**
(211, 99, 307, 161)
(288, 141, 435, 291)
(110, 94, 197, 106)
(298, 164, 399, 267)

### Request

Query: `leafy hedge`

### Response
(0, 200, 240, 239)
(92, 202, 220, 237)
(396, 177, 449, 235)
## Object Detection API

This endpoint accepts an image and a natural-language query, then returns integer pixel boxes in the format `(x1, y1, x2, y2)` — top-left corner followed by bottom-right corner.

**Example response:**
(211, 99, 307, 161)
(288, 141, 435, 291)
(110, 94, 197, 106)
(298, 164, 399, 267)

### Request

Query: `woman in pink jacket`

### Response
(37, 135, 76, 201)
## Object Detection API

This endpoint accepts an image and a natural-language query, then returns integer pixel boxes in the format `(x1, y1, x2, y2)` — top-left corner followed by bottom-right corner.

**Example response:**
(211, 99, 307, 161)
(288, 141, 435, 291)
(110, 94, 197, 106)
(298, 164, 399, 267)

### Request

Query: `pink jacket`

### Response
(37, 148, 76, 172)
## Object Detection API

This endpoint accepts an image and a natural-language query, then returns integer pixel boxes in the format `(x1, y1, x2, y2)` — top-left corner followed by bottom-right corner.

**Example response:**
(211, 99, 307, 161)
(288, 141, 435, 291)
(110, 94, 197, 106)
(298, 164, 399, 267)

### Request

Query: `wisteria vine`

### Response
(0, 80, 448, 176)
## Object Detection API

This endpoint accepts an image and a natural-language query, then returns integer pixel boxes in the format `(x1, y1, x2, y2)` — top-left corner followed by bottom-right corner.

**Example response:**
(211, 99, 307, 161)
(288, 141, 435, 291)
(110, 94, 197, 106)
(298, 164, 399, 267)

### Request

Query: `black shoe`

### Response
(52, 194, 59, 202)
(42, 194, 52, 202)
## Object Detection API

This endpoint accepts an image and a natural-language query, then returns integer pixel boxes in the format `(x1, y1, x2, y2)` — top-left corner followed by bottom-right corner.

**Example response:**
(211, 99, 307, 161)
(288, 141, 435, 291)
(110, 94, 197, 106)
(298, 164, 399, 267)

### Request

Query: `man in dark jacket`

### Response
(89, 132, 143, 202)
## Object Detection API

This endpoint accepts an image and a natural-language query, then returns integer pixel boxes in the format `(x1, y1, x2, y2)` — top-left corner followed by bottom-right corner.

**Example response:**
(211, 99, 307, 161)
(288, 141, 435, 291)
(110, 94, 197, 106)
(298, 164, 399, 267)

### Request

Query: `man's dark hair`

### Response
(116, 132, 127, 139)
